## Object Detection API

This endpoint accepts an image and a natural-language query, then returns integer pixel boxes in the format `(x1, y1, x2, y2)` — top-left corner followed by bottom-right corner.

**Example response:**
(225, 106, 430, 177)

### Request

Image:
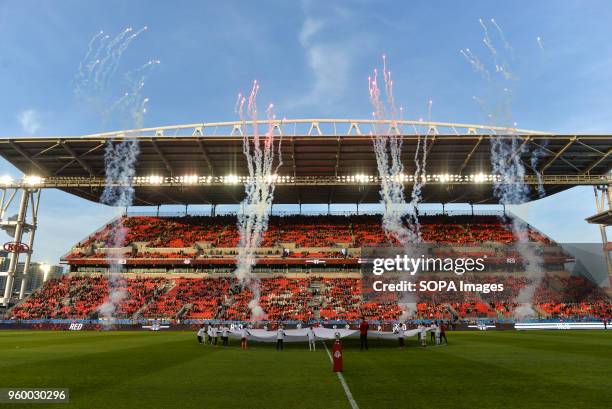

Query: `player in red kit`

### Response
(440, 321, 448, 344)
(359, 316, 369, 351)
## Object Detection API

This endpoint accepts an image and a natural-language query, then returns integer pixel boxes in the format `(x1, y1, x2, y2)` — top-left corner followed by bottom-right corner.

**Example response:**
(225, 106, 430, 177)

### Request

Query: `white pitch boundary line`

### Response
(322, 341, 360, 409)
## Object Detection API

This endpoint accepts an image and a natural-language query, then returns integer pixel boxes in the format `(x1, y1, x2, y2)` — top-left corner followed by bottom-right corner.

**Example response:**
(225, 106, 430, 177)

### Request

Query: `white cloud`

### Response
(290, 7, 368, 110)
(299, 17, 323, 46)
(17, 109, 42, 134)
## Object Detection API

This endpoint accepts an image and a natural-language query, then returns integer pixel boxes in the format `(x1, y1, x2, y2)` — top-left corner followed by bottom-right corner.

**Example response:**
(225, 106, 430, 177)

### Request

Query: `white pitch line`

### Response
(323, 341, 360, 409)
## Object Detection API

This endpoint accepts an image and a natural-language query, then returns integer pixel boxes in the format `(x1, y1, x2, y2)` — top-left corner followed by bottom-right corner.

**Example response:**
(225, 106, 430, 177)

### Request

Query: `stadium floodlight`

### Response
(0, 175, 13, 186)
(265, 174, 278, 183)
(24, 175, 43, 186)
(183, 175, 198, 184)
(354, 174, 369, 183)
(148, 175, 164, 185)
(224, 175, 239, 185)
(473, 173, 487, 183)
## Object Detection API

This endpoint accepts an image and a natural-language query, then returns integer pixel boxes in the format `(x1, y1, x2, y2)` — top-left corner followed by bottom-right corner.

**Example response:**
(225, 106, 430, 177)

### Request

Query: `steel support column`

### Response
(19, 189, 41, 299)
(2, 189, 29, 305)
(593, 186, 612, 287)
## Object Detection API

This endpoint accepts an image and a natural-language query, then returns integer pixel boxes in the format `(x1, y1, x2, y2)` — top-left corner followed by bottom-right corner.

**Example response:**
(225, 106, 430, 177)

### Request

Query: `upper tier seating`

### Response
(65, 214, 552, 262)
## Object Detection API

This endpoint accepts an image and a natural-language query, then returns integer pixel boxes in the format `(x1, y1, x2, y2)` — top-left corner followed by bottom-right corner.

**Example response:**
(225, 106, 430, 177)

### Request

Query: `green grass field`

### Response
(0, 330, 610, 409)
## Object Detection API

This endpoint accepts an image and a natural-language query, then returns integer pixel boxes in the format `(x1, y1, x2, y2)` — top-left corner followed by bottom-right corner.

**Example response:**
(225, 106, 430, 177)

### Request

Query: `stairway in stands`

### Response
(132, 279, 177, 319)
(308, 278, 324, 320)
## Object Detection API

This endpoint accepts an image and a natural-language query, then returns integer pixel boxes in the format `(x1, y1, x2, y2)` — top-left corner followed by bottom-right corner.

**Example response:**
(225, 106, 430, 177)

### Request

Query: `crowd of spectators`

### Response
(66, 214, 551, 261)
(10, 274, 610, 321)
(16, 214, 608, 322)
(10, 276, 170, 320)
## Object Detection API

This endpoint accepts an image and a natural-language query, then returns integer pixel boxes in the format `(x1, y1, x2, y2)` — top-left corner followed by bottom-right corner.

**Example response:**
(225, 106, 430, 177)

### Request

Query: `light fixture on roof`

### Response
(183, 174, 198, 184)
(225, 175, 239, 185)
(148, 175, 164, 185)
(473, 173, 487, 183)
(0, 175, 13, 186)
(24, 175, 43, 186)
(354, 174, 369, 183)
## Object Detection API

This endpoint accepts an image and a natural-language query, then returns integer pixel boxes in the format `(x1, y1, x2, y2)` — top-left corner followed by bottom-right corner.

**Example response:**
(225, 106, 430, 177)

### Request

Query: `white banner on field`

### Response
(224, 327, 433, 343)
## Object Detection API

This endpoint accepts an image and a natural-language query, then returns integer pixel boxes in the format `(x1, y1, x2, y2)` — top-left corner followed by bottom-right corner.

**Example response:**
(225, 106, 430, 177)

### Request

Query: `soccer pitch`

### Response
(0, 330, 610, 409)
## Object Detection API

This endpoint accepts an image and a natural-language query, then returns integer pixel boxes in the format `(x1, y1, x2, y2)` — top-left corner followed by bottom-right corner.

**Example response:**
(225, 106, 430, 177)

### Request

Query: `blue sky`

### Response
(0, 0, 610, 263)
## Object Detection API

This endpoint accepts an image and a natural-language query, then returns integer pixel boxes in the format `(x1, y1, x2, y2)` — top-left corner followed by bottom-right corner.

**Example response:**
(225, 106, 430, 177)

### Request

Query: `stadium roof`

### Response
(0, 119, 610, 205)
(586, 210, 612, 226)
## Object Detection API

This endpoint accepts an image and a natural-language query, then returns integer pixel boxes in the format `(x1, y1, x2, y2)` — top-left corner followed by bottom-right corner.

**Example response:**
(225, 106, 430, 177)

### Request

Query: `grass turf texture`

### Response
(0, 330, 610, 409)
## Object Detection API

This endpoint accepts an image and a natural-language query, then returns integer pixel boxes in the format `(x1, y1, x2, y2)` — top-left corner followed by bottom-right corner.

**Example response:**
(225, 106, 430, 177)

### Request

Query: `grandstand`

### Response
(0, 119, 611, 322)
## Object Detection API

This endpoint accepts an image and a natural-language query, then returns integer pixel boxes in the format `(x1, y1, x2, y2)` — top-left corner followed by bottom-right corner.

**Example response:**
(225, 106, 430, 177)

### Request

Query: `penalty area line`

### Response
(322, 341, 359, 409)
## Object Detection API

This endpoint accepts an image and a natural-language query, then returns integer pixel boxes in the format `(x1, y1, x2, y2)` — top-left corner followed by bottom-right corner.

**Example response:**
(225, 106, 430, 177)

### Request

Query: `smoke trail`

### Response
(369, 56, 427, 319)
(412, 100, 432, 207)
(234, 81, 282, 321)
(97, 71, 153, 322)
(478, 18, 516, 81)
(74, 26, 148, 102)
(73, 27, 156, 323)
(94, 26, 148, 92)
(464, 19, 546, 318)
(74, 32, 110, 99)
(97, 137, 140, 322)
(369, 61, 420, 245)
(76, 30, 105, 84)
(460, 49, 490, 80)
(529, 142, 548, 199)
(104, 27, 149, 89)
(491, 18, 513, 53)
(105, 60, 159, 127)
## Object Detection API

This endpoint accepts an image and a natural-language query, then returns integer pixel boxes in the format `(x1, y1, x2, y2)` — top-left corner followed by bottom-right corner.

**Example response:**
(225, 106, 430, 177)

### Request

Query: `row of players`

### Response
(195, 319, 450, 351)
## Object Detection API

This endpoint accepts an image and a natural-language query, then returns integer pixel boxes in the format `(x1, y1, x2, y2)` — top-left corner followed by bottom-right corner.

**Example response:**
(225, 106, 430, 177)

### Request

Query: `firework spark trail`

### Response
(73, 28, 155, 323)
(413, 100, 432, 206)
(97, 67, 155, 322)
(76, 30, 105, 83)
(103, 26, 149, 89)
(74, 26, 149, 113)
(466, 18, 546, 318)
(460, 49, 490, 80)
(74, 32, 110, 98)
(234, 81, 282, 321)
(92, 27, 134, 90)
(369, 65, 418, 245)
(479, 18, 497, 57)
(369, 56, 428, 319)
(536, 36, 544, 51)
(479, 18, 516, 81)
(89, 26, 148, 93)
(491, 18, 513, 53)
(105, 60, 159, 125)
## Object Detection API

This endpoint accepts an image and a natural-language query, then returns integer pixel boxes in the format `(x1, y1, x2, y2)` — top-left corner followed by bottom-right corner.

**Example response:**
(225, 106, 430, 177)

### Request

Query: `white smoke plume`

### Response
(530, 143, 548, 199)
(464, 19, 546, 318)
(234, 81, 282, 321)
(74, 27, 148, 103)
(368, 56, 428, 319)
(74, 27, 156, 323)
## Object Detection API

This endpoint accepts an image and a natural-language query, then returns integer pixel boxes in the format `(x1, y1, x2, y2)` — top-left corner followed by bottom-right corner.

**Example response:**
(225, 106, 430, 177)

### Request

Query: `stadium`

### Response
(0, 118, 610, 408)
(1, 2, 612, 409)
